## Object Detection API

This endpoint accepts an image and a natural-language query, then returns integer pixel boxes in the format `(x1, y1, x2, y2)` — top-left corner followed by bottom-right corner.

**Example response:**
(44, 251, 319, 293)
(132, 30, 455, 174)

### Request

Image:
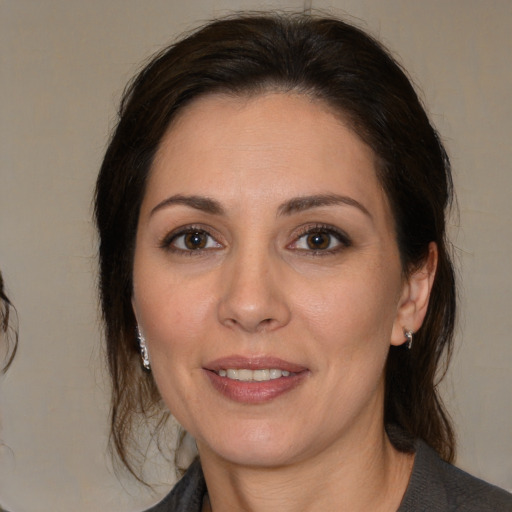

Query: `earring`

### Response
(137, 326, 151, 371)
(404, 330, 413, 350)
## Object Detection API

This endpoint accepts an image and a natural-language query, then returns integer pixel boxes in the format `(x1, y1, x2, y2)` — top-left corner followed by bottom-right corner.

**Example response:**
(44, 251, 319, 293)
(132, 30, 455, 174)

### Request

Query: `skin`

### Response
(132, 92, 437, 511)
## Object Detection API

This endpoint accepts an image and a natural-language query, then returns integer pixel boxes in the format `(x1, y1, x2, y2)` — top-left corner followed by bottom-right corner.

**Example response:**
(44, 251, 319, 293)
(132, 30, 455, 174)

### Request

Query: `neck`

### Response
(198, 427, 414, 512)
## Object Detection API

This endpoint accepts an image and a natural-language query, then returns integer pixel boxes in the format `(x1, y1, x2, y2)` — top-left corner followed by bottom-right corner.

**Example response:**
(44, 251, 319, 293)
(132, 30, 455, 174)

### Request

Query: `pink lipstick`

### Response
(204, 355, 309, 404)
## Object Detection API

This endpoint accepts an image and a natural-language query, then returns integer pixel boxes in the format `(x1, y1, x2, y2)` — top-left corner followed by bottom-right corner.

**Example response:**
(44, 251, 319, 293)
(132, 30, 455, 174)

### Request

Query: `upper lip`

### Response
(204, 355, 308, 373)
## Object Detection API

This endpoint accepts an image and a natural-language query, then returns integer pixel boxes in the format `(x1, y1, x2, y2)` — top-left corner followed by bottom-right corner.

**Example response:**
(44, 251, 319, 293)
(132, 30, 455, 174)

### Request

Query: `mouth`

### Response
(216, 368, 293, 381)
(204, 356, 308, 404)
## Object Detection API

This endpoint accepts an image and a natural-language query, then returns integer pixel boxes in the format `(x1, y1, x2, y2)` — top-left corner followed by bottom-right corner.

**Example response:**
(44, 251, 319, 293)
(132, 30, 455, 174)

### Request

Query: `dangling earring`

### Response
(404, 329, 413, 350)
(137, 326, 151, 371)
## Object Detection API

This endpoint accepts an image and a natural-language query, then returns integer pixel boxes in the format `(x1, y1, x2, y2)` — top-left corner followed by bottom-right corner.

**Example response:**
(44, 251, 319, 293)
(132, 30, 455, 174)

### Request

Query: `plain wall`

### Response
(0, 0, 511, 510)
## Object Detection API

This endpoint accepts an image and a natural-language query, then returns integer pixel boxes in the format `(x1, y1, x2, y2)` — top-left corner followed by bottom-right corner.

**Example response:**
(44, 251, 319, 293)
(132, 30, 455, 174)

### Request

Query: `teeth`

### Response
(217, 368, 293, 381)
(269, 369, 281, 379)
(253, 369, 269, 381)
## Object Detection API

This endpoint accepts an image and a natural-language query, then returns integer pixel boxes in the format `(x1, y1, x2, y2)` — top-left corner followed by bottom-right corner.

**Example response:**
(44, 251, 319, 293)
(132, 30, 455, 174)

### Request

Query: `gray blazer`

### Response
(144, 440, 512, 511)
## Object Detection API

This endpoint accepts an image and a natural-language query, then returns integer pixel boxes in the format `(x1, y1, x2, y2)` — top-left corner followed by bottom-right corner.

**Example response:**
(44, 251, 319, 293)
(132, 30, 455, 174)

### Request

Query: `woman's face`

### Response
(132, 92, 422, 468)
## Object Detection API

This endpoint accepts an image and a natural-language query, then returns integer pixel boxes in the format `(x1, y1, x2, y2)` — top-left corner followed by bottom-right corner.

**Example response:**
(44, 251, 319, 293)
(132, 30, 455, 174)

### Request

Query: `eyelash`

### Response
(159, 223, 352, 256)
(159, 225, 222, 255)
(289, 223, 352, 255)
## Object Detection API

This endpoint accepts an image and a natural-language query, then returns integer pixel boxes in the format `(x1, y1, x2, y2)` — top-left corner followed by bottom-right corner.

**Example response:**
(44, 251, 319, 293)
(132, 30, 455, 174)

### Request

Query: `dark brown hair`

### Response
(1, 271, 18, 373)
(95, 12, 456, 479)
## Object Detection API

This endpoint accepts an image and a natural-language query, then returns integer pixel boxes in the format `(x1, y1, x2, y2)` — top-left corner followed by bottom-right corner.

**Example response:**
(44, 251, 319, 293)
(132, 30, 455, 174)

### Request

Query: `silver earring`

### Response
(137, 326, 151, 371)
(404, 330, 413, 350)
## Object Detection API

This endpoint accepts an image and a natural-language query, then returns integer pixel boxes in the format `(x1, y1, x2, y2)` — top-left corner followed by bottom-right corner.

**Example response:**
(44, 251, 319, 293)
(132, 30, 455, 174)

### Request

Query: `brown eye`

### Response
(306, 232, 331, 250)
(184, 231, 208, 250)
(289, 225, 351, 254)
(166, 229, 222, 252)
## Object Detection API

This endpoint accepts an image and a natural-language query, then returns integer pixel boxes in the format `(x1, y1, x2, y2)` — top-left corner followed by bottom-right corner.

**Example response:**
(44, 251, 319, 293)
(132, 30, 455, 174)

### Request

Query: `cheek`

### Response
(293, 263, 403, 392)
(132, 277, 216, 423)
(131, 260, 218, 385)
(299, 268, 400, 344)
(135, 279, 214, 352)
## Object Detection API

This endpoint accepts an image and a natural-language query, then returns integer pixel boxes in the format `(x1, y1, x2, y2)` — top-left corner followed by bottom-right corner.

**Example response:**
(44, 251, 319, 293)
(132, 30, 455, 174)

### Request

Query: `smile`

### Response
(217, 369, 292, 381)
(205, 357, 308, 403)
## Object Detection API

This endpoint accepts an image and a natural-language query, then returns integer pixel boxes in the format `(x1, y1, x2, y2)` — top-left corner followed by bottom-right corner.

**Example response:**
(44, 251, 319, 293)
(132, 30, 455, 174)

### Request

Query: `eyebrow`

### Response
(149, 193, 371, 219)
(150, 194, 225, 217)
(277, 194, 372, 218)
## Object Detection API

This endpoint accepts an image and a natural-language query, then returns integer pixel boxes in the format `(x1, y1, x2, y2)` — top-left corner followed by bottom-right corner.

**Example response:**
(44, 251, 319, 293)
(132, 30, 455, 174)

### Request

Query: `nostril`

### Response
(217, 268, 292, 332)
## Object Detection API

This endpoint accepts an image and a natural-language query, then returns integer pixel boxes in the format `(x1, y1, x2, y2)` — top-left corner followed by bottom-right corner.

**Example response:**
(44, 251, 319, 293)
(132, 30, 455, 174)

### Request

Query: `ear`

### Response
(391, 242, 438, 347)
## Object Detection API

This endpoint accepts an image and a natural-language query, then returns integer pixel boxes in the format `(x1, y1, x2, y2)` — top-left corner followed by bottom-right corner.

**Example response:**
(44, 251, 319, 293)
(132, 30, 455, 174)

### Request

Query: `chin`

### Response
(196, 422, 305, 468)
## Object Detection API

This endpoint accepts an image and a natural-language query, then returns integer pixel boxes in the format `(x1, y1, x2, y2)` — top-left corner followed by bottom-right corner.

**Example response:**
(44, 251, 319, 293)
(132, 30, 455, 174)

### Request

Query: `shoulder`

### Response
(143, 459, 206, 512)
(399, 440, 512, 512)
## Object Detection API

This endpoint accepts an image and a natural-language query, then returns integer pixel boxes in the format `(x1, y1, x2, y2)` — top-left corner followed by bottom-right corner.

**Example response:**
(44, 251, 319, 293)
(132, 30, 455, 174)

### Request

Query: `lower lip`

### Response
(204, 370, 308, 404)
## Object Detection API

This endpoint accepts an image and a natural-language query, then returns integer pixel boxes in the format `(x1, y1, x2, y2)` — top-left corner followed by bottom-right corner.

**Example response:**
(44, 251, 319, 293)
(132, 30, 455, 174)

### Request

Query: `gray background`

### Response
(0, 1, 511, 510)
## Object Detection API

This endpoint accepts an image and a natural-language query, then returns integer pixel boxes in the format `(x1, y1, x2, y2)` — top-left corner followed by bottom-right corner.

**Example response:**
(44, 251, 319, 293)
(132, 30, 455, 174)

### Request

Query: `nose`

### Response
(217, 247, 291, 333)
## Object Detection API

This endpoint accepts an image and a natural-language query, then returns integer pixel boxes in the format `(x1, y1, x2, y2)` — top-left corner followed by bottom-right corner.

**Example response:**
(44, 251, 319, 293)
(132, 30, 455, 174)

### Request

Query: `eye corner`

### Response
(288, 223, 352, 255)
(159, 225, 224, 255)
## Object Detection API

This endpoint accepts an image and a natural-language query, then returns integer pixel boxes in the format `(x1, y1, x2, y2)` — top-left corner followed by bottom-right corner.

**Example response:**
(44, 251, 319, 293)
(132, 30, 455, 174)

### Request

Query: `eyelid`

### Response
(159, 224, 224, 253)
(157, 222, 351, 255)
(288, 223, 352, 253)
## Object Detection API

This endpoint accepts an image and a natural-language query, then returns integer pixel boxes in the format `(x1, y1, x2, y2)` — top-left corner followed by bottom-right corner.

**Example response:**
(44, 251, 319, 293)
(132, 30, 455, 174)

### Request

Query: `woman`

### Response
(95, 13, 512, 512)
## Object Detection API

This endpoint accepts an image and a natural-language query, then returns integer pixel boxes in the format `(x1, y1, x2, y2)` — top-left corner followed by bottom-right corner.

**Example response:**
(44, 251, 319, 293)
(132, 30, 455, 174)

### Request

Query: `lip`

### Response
(205, 355, 307, 373)
(204, 355, 309, 404)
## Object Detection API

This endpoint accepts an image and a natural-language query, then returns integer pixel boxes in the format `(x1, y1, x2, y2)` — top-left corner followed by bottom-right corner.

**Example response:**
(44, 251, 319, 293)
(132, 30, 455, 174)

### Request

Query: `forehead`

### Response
(145, 92, 391, 225)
